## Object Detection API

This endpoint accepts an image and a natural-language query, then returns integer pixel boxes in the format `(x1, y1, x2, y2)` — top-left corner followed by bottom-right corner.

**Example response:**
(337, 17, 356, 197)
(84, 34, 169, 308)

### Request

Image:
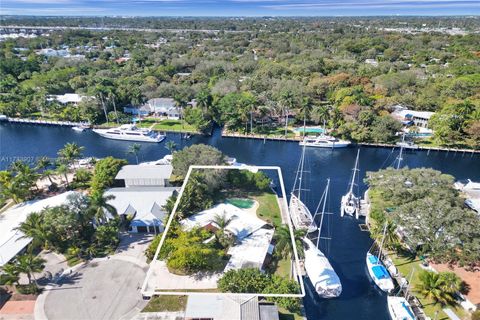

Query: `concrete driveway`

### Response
(42, 234, 152, 320)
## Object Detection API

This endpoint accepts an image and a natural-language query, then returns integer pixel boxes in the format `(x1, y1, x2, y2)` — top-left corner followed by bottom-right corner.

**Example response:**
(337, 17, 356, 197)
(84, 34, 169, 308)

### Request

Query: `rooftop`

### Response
(185, 295, 261, 320)
(115, 164, 173, 181)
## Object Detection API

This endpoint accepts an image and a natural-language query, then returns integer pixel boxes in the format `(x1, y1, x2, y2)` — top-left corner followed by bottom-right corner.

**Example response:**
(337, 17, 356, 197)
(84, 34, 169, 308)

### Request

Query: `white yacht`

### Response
(139, 154, 173, 166)
(387, 296, 416, 320)
(300, 135, 351, 148)
(72, 124, 90, 132)
(341, 149, 360, 218)
(304, 237, 342, 298)
(93, 124, 165, 143)
(289, 144, 314, 230)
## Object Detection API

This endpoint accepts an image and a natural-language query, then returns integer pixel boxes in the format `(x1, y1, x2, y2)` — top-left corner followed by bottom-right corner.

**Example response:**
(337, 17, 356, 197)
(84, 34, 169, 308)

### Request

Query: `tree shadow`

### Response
(115, 232, 153, 254)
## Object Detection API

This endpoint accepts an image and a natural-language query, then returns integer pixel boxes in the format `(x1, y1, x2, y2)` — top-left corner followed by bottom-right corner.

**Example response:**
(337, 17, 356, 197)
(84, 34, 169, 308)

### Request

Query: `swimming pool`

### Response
(294, 127, 325, 134)
(226, 198, 255, 209)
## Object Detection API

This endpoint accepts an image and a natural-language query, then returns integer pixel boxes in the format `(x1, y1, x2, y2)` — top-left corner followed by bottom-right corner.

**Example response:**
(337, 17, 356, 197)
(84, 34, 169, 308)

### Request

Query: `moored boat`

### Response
(366, 252, 395, 293)
(304, 237, 342, 298)
(300, 135, 351, 148)
(341, 149, 361, 218)
(93, 124, 165, 143)
(387, 296, 416, 320)
(72, 124, 90, 132)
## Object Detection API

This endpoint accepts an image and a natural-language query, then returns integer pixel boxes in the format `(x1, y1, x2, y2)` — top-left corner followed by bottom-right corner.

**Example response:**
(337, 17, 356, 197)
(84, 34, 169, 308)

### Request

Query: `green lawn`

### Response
(278, 306, 303, 320)
(254, 191, 282, 227)
(389, 251, 468, 320)
(142, 295, 187, 312)
(136, 118, 197, 133)
(274, 256, 291, 278)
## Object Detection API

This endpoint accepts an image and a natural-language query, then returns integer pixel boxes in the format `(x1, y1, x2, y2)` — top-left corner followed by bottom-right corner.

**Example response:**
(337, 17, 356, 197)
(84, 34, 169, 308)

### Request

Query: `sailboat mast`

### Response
(396, 134, 405, 170)
(317, 179, 330, 248)
(298, 143, 306, 202)
(348, 149, 360, 194)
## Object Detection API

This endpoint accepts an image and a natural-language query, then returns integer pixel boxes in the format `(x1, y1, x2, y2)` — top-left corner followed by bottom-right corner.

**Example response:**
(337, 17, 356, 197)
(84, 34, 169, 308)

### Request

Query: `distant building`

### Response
(47, 93, 94, 106)
(455, 179, 480, 215)
(391, 105, 434, 129)
(184, 295, 279, 320)
(123, 105, 151, 116)
(115, 164, 172, 188)
(146, 98, 181, 120)
(365, 58, 379, 67)
(105, 187, 177, 233)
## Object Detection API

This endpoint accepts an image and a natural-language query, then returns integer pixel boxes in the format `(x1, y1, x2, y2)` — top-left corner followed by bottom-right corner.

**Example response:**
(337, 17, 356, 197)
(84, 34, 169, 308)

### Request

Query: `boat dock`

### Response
(5, 117, 89, 127)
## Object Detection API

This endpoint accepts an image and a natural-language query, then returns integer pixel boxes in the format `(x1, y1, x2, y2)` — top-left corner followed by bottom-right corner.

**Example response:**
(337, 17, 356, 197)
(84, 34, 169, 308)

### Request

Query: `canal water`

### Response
(1, 123, 479, 320)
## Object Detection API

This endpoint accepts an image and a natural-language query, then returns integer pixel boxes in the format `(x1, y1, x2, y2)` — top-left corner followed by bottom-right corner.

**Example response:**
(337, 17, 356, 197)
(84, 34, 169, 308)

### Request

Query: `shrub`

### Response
(145, 235, 161, 261)
(218, 268, 270, 293)
(16, 284, 40, 295)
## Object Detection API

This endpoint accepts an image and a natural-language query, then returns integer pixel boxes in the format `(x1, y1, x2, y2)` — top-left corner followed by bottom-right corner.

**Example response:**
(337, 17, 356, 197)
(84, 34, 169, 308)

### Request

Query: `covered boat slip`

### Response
(303, 238, 342, 298)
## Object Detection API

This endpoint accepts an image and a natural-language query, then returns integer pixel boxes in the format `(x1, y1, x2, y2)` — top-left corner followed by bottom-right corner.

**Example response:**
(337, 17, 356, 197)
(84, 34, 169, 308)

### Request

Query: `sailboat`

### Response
(341, 149, 360, 218)
(289, 143, 314, 230)
(366, 223, 395, 293)
(304, 179, 342, 298)
(388, 270, 416, 320)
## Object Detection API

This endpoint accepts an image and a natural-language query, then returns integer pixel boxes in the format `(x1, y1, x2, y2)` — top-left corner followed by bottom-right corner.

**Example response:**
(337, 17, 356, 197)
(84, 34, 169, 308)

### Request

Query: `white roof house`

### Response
(0, 191, 79, 267)
(47, 93, 93, 105)
(455, 179, 480, 214)
(115, 164, 172, 188)
(105, 187, 177, 233)
(391, 105, 435, 128)
(181, 203, 267, 240)
(144, 98, 181, 120)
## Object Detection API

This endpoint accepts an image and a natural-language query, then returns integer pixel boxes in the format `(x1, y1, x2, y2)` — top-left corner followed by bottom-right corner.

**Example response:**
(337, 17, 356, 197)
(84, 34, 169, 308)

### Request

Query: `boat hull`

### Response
(289, 194, 314, 230)
(387, 296, 416, 320)
(340, 194, 359, 217)
(299, 141, 350, 148)
(93, 129, 165, 143)
(366, 253, 395, 293)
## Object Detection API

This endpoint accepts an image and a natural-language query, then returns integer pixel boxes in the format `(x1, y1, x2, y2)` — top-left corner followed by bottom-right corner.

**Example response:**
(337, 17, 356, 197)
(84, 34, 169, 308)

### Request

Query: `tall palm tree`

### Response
(196, 90, 212, 114)
(56, 164, 69, 187)
(16, 212, 50, 250)
(36, 157, 55, 186)
(280, 91, 296, 137)
(274, 226, 306, 260)
(313, 104, 330, 126)
(58, 142, 84, 168)
(371, 219, 400, 250)
(439, 272, 462, 294)
(107, 90, 119, 124)
(299, 97, 313, 137)
(212, 212, 233, 231)
(1, 263, 20, 287)
(165, 140, 177, 154)
(14, 254, 46, 286)
(416, 271, 458, 307)
(89, 191, 117, 225)
(127, 143, 142, 164)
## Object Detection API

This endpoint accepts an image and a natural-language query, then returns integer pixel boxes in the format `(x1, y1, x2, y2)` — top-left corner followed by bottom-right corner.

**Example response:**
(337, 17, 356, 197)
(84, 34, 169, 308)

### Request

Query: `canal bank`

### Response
(1, 123, 480, 320)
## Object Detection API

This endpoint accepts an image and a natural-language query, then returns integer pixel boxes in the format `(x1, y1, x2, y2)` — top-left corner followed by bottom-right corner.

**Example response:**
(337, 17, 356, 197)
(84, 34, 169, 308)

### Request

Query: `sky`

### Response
(1, 0, 479, 17)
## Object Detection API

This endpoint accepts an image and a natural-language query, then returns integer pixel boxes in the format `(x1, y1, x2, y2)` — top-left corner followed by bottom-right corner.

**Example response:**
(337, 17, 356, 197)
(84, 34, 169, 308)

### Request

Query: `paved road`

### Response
(44, 259, 147, 320)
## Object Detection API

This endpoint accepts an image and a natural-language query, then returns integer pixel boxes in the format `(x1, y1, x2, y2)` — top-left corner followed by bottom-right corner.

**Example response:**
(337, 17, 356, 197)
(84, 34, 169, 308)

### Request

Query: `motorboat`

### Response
(387, 296, 416, 320)
(72, 124, 90, 132)
(140, 154, 173, 166)
(300, 135, 351, 148)
(341, 149, 360, 218)
(366, 252, 395, 293)
(396, 141, 419, 150)
(289, 144, 314, 230)
(93, 124, 165, 143)
(303, 237, 342, 298)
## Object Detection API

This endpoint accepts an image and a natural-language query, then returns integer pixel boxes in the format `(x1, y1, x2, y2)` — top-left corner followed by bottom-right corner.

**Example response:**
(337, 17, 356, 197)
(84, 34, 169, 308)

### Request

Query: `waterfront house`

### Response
(123, 104, 151, 116)
(105, 187, 177, 233)
(47, 93, 94, 106)
(455, 179, 480, 214)
(391, 105, 434, 129)
(115, 164, 172, 188)
(0, 191, 79, 267)
(184, 295, 280, 320)
(145, 98, 181, 120)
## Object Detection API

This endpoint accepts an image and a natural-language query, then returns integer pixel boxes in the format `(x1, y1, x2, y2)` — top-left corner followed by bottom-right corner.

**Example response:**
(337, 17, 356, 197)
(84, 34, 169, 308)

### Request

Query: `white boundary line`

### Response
(140, 165, 305, 298)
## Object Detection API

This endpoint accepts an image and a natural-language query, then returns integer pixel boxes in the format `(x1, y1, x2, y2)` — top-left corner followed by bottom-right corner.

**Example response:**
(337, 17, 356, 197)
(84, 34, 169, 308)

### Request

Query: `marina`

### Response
(0, 124, 479, 320)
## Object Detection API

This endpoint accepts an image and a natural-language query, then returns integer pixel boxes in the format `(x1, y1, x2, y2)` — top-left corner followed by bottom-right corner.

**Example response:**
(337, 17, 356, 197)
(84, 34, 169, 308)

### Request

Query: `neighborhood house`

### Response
(391, 105, 434, 129)
(124, 98, 181, 120)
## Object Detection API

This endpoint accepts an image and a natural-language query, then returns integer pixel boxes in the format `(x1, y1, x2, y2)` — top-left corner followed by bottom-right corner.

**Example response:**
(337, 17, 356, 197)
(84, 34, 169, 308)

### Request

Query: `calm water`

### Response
(1, 123, 480, 320)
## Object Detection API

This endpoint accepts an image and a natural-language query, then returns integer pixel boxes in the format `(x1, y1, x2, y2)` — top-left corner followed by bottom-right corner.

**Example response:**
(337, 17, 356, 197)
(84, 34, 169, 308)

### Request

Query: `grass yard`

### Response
(136, 118, 197, 133)
(274, 256, 291, 278)
(389, 251, 468, 320)
(254, 191, 282, 227)
(278, 306, 303, 320)
(142, 295, 187, 312)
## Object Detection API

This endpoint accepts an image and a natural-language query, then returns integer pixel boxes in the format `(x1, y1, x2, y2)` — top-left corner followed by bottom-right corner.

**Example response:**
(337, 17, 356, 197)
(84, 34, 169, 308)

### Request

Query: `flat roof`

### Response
(115, 164, 172, 180)
(0, 191, 78, 267)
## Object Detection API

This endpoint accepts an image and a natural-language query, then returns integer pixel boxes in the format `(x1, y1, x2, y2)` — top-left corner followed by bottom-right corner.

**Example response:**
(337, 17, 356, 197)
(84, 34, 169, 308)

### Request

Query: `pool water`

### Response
(294, 127, 325, 134)
(226, 198, 255, 209)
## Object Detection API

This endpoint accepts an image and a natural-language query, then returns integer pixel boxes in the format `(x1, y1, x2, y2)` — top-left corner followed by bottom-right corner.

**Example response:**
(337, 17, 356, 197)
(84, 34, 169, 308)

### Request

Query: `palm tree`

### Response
(17, 212, 50, 250)
(165, 140, 177, 154)
(416, 271, 458, 307)
(274, 226, 306, 260)
(88, 191, 117, 225)
(196, 90, 212, 114)
(439, 272, 462, 294)
(1, 263, 20, 287)
(212, 211, 233, 231)
(56, 164, 69, 187)
(280, 91, 296, 137)
(299, 97, 313, 137)
(127, 143, 142, 164)
(313, 104, 330, 126)
(36, 157, 55, 186)
(14, 254, 46, 286)
(58, 142, 84, 167)
(371, 219, 400, 250)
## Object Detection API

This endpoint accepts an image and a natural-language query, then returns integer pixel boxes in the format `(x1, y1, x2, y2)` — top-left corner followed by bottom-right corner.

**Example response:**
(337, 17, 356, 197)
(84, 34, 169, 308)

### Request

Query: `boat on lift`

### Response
(93, 124, 165, 143)
(341, 149, 360, 218)
(289, 144, 314, 230)
(304, 181, 343, 298)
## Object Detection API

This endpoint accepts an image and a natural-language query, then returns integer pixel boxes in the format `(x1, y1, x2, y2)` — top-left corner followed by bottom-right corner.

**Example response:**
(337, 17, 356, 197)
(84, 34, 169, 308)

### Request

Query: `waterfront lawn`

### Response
(136, 118, 197, 133)
(254, 191, 282, 227)
(142, 295, 187, 312)
(252, 126, 297, 138)
(389, 251, 468, 320)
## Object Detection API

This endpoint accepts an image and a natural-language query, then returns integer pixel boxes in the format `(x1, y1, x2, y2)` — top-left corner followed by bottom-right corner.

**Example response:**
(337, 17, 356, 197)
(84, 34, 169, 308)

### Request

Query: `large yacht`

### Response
(93, 124, 165, 143)
(300, 135, 351, 148)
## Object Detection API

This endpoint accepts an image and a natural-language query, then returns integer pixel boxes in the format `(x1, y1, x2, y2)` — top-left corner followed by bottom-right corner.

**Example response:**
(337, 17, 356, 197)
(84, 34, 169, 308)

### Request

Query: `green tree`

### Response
(274, 226, 306, 260)
(90, 157, 128, 194)
(17, 212, 50, 250)
(416, 271, 460, 307)
(127, 143, 142, 164)
(57, 142, 84, 167)
(218, 268, 270, 293)
(13, 254, 46, 286)
(165, 140, 177, 154)
(88, 192, 117, 225)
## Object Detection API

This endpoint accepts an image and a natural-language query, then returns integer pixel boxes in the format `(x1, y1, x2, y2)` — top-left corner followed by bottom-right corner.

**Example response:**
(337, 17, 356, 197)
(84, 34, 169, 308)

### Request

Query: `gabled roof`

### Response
(185, 295, 260, 320)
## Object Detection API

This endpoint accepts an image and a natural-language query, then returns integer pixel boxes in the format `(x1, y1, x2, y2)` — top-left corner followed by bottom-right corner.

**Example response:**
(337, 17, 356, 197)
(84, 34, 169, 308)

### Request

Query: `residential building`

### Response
(0, 191, 79, 267)
(455, 179, 480, 214)
(115, 164, 172, 188)
(123, 105, 151, 116)
(184, 295, 279, 320)
(105, 187, 177, 233)
(146, 98, 181, 120)
(47, 93, 94, 106)
(391, 105, 434, 129)
(365, 58, 379, 67)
